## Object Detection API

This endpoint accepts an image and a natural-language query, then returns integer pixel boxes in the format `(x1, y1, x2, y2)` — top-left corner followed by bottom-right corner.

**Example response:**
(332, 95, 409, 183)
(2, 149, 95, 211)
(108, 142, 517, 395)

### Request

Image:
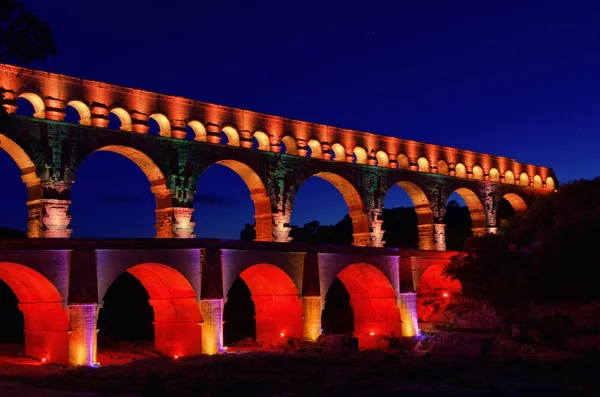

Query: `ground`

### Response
(0, 342, 597, 396)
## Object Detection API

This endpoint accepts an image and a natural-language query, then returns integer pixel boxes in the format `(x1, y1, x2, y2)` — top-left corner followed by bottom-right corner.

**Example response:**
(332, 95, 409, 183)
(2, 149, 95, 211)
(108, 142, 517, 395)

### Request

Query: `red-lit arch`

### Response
(103, 263, 202, 358)
(416, 264, 462, 323)
(334, 263, 401, 348)
(238, 264, 303, 345)
(0, 262, 70, 365)
(295, 172, 369, 246)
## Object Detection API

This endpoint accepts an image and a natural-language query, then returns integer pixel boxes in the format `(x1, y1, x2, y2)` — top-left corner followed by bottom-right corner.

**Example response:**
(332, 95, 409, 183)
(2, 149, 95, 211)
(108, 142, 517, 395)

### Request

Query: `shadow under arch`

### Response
(204, 159, 272, 242)
(449, 187, 486, 236)
(416, 264, 462, 324)
(0, 262, 70, 365)
(0, 134, 42, 237)
(235, 263, 303, 345)
(332, 263, 401, 349)
(389, 181, 435, 250)
(99, 263, 202, 358)
(80, 145, 172, 238)
(293, 172, 370, 246)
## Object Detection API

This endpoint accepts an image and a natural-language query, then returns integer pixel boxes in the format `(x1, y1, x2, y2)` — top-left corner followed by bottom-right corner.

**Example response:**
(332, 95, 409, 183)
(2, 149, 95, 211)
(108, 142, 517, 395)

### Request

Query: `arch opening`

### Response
(71, 146, 171, 238)
(148, 113, 170, 137)
(225, 264, 302, 346)
(187, 121, 207, 142)
(98, 263, 202, 359)
(455, 163, 467, 178)
(253, 131, 270, 151)
(497, 193, 528, 231)
(437, 159, 449, 175)
(0, 262, 70, 365)
(533, 175, 543, 189)
(489, 168, 500, 182)
(397, 154, 410, 170)
(65, 100, 91, 126)
(416, 264, 462, 325)
(519, 173, 530, 186)
(375, 151, 389, 168)
(505, 170, 515, 184)
(322, 277, 354, 335)
(307, 139, 322, 159)
(280, 136, 297, 155)
(16, 93, 44, 118)
(353, 147, 367, 164)
(546, 177, 555, 190)
(472, 165, 484, 180)
(195, 160, 272, 242)
(333, 263, 401, 349)
(221, 126, 240, 146)
(108, 108, 132, 131)
(445, 189, 485, 250)
(331, 143, 345, 162)
(417, 157, 429, 172)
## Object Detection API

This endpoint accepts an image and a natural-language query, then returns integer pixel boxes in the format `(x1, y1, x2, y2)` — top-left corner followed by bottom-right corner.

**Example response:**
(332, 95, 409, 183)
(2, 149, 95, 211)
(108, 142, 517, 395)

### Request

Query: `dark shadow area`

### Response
(14, 97, 34, 117)
(223, 277, 256, 345)
(497, 197, 516, 231)
(445, 199, 472, 251)
(382, 207, 419, 248)
(0, 150, 28, 233)
(97, 272, 154, 346)
(64, 105, 81, 124)
(321, 277, 354, 335)
(0, 280, 24, 344)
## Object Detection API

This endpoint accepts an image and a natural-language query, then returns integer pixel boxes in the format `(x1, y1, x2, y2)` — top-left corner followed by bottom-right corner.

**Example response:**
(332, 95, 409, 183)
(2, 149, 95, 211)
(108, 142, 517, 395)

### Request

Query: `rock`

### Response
(316, 334, 359, 351)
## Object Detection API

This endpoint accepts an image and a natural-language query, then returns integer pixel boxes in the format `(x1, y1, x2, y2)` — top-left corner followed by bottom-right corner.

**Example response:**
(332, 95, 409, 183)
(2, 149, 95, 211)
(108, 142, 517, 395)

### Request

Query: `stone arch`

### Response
(505, 170, 515, 184)
(449, 187, 486, 235)
(293, 172, 369, 246)
(375, 151, 389, 167)
(546, 177, 555, 190)
(88, 146, 172, 237)
(519, 172, 530, 186)
(149, 113, 171, 137)
(221, 126, 240, 146)
(472, 165, 484, 180)
(417, 157, 429, 172)
(502, 193, 528, 216)
(238, 264, 303, 345)
(307, 138, 322, 158)
(533, 175, 542, 189)
(18, 92, 45, 118)
(354, 146, 368, 164)
(211, 160, 272, 242)
(455, 163, 467, 178)
(391, 181, 435, 250)
(281, 135, 297, 155)
(187, 120, 207, 142)
(253, 130, 270, 151)
(333, 263, 401, 349)
(331, 142, 345, 161)
(109, 107, 133, 131)
(416, 264, 462, 323)
(489, 168, 500, 182)
(0, 262, 70, 365)
(103, 263, 202, 358)
(66, 100, 91, 126)
(397, 154, 410, 170)
(437, 159, 449, 175)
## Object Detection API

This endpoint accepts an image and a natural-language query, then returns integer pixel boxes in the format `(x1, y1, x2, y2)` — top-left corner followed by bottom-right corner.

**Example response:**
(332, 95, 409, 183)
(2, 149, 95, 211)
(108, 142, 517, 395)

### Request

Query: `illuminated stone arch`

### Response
(472, 165, 484, 180)
(109, 107, 133, 131)
(331, 263, 401, 349)
(397, 154, 410, 170)
(546, 177, 555, 190)
(0, 262, 70, 365)
(307, 138, 322, 158)
(221, 126, 240, 146)
(237, 264, 303, 345)
(502, 193, 528, 216)
(204, 160, 272, 242)
(281, 135, 297, 155)
(331, 142, 346, 161)
(66, 100, 92, 126)
(417, 157, 430, 172)
(187, 120, 207, 142)
(149, 113, 171, 137)
(375, 151, 389, 167)
(294, 172, 369, 246)
(448, 187, 486, 235)
(253, 130, 271, 151)
(505, 170, 515, 184)
(18, 92, 45, 118)
(353, 146, 368, 164)
(489, 168, 500, 182)
(533, 175, 543, 189)
(519, 172, 530, 186)
(101, 263, 203, 358)
(437, 159, 449, 175)
(455, 163, 467, 178)
(416, 264, 462, 323)
(389, 181, 435, 250)
(84, 146, 172, 237)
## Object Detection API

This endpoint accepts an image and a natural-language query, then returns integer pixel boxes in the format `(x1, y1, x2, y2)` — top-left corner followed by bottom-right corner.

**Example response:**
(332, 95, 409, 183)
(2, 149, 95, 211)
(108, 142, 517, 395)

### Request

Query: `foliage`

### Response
(443, 178, 600, 308)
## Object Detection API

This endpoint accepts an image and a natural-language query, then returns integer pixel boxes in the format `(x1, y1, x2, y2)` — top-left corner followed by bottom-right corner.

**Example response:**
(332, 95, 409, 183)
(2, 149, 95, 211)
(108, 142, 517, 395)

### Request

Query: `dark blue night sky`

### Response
(1, 0, 599, 238)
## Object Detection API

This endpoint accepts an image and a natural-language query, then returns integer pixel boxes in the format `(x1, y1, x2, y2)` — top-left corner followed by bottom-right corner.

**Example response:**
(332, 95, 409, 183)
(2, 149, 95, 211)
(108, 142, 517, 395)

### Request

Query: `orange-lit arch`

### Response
(450, 188, 486, 233)
(437, 159, 449, 175)
(354, 147, 368, 164)
(331, 143, 345, 161)
(417, 157, 429, 172)
(472, 165, 484, 180)
(0, 134, 41, 202)
(335, 263, 401, 348)
(489, 168, 500, 182)
(238, 264, 303, 345)
(212, 160, 272, 242)
(66, 100, 91, 126)
(281, 135, 297, 155)
(546, 177, 555, 190)
(397, 154, 410, 169)
(307, 139, 322, 158)
(110, 108, 132, 131)
(187, 120, 207, 142)
(519, 172, 530, 186)
(221, 126, 240, 146)
(505, 170, 515, 184)
(393, 181, 434, 250)
(455, 163, 467, 178)
(503, 193, 528, 216)
(149, 113, 171, 137)
(302, 172, 369, 246)
(375, 151, 389, 167)
(110, 263, 203, 358)
(533, 175, 542, 189)
(253, 131, 270, 151)
(0, 262, 70, 365)
(18, 92, 45, 118)
(416, 264, 462, 323)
